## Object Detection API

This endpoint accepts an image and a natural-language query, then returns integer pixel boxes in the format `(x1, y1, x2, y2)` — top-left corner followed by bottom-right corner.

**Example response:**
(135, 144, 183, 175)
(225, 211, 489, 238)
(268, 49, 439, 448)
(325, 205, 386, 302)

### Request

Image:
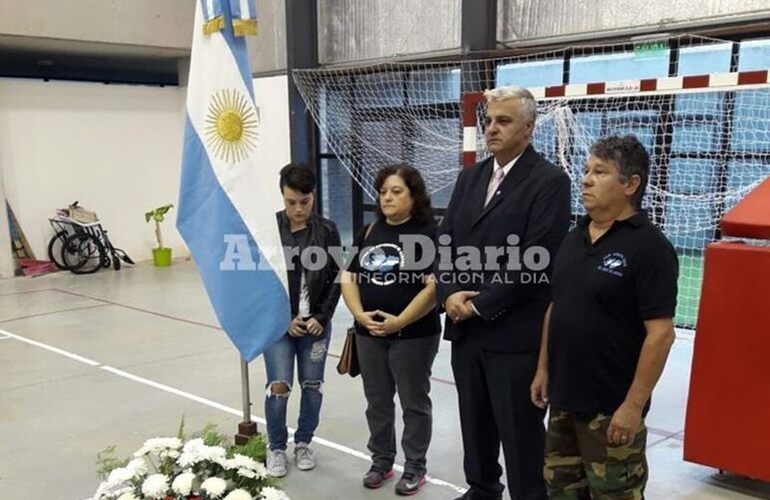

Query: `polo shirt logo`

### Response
(598, 252, 627, 277)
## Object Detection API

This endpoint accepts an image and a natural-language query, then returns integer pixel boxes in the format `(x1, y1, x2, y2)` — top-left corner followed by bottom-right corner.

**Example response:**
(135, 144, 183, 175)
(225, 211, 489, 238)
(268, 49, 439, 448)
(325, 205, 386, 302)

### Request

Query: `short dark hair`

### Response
(373, 164, 434, 225)
(279, 163, 316, 194)
(590, 135, 650, 208)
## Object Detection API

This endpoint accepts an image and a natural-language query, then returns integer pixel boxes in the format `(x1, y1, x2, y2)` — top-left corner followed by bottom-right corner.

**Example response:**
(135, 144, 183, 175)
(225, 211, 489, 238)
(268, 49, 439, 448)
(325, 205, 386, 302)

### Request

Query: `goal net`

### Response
(292, 35, 770, 328)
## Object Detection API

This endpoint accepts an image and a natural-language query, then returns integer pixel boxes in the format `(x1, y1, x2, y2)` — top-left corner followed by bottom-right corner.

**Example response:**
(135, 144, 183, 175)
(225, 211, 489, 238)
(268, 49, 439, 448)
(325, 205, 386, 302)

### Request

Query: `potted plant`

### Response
(145, 204, 174, 267)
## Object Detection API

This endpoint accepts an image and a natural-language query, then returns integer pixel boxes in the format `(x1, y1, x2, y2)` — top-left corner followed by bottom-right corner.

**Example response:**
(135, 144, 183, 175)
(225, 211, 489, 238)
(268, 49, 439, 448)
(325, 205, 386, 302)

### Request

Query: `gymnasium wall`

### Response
(0, 74, 290, 265)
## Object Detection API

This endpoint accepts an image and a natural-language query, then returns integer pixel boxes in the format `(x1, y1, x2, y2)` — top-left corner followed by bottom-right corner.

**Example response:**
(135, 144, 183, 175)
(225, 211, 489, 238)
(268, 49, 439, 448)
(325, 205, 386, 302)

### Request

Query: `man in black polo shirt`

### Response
(530, 135, 678, 499)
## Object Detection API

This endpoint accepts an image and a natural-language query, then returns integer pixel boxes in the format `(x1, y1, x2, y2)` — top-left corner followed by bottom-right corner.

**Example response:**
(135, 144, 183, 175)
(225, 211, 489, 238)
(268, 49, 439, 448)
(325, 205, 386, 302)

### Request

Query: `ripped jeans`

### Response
(263, 325, 331, 451)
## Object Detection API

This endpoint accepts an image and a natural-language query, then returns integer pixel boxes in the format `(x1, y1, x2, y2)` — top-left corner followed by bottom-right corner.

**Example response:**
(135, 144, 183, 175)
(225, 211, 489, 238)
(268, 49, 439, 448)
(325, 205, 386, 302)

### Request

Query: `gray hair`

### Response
(483, 86, 537, 124)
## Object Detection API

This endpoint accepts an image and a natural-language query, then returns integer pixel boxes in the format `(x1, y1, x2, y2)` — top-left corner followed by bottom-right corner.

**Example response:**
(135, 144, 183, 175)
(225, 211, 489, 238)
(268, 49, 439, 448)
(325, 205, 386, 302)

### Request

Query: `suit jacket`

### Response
(436, 144, 571, 352)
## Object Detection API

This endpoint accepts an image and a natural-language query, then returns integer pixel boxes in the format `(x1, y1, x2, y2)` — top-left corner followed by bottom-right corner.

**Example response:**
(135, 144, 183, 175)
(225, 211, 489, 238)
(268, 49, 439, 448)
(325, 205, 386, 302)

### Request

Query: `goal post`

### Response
(461, 69, 770, 165)
(292, 35, 770, 329)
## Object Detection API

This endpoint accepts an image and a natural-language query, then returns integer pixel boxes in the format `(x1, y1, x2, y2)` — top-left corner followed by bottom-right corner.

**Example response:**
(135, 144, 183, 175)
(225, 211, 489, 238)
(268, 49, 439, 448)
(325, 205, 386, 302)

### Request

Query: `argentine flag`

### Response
(177, 0, 289, 362)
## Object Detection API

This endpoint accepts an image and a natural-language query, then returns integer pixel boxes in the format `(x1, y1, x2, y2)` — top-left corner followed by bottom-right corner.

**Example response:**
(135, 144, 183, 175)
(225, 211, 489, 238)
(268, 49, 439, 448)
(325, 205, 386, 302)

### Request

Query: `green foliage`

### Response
(231, 433, 268, 463)
(145, 203, 174, 249)
(176, 414, 186, 441)
(192, 422, 231, 448)
(144, 204, 174, 224)
(95, 445, 129, 481)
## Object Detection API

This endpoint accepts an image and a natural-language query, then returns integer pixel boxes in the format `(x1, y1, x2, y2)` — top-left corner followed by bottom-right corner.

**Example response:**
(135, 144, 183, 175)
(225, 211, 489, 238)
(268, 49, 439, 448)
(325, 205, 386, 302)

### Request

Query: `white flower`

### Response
(224, 453, 264, 479)
(252, 461, 268, 479)
(106, 465, 134, 484)
(182, 437, 204, 449)
(237, 468, 257, 478)
(94, 482, 133, 500)
(134, 437, 182, 457)
(93, 484, 109, 500)
(171, 472, 196, 495)
(224, 489, 252, 500)
(260, 486, 290, 500)
(141, 473, 170, 499)
(206, 446, 227, 462)
(201, 477, 228, 498)
(93, 457, 149, 500)
(214, 455, 231, 470)
(93, 482, 113, 499)
(229, 454, 259, 470)
(116, 493, 140, 500)
(178, 439, 227, 468)
(160, 449, 181, 460)
(125, 458, 148, 477)
(178, 439, 204, 467)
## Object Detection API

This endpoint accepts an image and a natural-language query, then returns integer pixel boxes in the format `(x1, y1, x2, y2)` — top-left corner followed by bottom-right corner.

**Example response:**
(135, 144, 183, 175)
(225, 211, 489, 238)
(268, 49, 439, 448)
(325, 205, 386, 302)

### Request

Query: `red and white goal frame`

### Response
(461, 69, 770, 167)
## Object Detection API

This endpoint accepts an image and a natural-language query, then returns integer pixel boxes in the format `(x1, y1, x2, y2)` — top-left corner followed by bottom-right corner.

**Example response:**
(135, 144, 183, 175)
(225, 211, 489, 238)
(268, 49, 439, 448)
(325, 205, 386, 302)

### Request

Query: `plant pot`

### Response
(152, 247, 172, 267)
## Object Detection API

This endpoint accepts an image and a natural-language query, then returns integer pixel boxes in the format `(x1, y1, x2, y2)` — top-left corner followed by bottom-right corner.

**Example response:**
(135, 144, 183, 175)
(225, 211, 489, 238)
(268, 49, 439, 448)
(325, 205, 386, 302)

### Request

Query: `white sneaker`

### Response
(294, 442, 316, 471)
(266, 449, 288, 477)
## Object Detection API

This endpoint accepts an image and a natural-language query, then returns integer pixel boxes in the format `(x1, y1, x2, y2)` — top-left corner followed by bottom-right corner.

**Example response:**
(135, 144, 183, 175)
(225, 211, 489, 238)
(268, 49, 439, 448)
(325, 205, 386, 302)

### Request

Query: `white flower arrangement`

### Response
(171, 473, 196, 496)
(134, 438, 183, 458)
(259, 487, 290, 500)
(223, 490, 252, 500)
(93, 424, 287, 500)
(141, 474, 170, 499)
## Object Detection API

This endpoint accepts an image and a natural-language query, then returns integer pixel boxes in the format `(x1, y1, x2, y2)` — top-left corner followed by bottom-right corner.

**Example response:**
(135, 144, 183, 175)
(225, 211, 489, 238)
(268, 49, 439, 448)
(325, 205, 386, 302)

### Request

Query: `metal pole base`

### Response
(235, 357, 257, 446)
(235, 421, 258, 445)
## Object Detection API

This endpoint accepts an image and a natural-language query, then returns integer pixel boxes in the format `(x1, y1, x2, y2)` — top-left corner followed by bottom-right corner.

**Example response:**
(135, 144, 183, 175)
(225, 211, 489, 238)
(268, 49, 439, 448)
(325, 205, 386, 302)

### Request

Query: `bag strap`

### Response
(363, 221, 376, 241)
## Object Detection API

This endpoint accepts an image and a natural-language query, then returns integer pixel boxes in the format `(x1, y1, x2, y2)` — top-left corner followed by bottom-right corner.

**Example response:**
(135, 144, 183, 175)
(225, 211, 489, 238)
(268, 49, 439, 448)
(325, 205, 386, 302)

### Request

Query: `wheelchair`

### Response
(48, 212, 134, 274)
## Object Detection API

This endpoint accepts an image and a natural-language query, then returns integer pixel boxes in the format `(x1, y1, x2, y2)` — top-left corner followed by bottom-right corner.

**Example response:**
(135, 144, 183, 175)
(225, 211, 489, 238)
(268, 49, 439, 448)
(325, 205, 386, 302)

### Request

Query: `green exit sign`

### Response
(634, 41, 669, 58)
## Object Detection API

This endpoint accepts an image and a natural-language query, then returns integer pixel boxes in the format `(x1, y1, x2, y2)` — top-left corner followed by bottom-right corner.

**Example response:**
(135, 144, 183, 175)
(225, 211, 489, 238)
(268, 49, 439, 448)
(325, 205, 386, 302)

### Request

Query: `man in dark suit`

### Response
(436, 86, 571, 500)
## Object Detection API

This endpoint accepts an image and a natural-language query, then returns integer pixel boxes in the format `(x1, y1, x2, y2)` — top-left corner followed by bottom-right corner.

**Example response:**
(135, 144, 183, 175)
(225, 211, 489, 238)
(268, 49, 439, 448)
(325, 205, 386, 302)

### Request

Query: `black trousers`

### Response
(451, 336, 546, 500)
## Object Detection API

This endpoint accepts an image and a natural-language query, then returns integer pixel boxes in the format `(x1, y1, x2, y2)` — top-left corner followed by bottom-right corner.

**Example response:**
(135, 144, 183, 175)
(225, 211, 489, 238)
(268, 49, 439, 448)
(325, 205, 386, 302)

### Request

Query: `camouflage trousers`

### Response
(544, 409, 648, 500)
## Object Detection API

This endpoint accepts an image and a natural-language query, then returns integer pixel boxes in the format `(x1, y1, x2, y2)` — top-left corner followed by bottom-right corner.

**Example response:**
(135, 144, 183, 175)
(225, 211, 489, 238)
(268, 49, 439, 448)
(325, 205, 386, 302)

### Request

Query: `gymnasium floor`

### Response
(1, 260, 768, 500)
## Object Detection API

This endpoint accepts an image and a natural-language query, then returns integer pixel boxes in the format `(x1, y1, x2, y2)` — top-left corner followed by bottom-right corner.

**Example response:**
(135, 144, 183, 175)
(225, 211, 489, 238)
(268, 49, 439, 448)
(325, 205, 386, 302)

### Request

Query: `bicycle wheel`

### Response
(47, 231, 70, 270)
(60, 233, 105, 274)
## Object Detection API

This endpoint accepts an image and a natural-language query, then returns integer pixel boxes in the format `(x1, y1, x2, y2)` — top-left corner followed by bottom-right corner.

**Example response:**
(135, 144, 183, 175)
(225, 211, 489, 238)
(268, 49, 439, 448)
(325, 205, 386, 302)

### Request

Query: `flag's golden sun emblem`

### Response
(204, 89, 258, 163)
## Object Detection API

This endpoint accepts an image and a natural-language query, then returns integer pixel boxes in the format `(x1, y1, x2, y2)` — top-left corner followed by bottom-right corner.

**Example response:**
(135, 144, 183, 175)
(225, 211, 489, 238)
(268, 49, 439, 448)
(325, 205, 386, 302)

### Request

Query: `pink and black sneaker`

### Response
(362, 466, 395, 489)
(395, 472, 426, 496)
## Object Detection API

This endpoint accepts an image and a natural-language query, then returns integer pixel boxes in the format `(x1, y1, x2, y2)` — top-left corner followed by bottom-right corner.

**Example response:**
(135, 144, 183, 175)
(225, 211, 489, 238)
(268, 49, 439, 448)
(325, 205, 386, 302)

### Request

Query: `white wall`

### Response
(0, 74, 290, 265)
(0, 78, 187, 262)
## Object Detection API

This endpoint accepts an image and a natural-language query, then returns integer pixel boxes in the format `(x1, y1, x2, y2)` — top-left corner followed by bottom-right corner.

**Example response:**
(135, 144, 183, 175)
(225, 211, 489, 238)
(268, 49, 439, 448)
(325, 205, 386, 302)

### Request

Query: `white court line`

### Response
(101, 366, 463, 492)
(1, 329, 100, 366)
(2, 328, 467, 495)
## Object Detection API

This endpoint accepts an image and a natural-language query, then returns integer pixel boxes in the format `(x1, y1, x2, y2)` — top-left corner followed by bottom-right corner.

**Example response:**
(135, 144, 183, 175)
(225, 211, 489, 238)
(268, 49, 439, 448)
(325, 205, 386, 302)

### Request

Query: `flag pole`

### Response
(235, 357, 258, 445)
(179, 0, 285, 445)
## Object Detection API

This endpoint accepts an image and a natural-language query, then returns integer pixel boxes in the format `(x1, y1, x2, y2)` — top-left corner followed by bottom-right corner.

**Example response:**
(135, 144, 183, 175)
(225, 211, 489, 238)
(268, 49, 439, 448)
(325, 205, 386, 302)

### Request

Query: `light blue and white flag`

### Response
(201, 0, 258, 36)
(177, 0, 289, 362)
